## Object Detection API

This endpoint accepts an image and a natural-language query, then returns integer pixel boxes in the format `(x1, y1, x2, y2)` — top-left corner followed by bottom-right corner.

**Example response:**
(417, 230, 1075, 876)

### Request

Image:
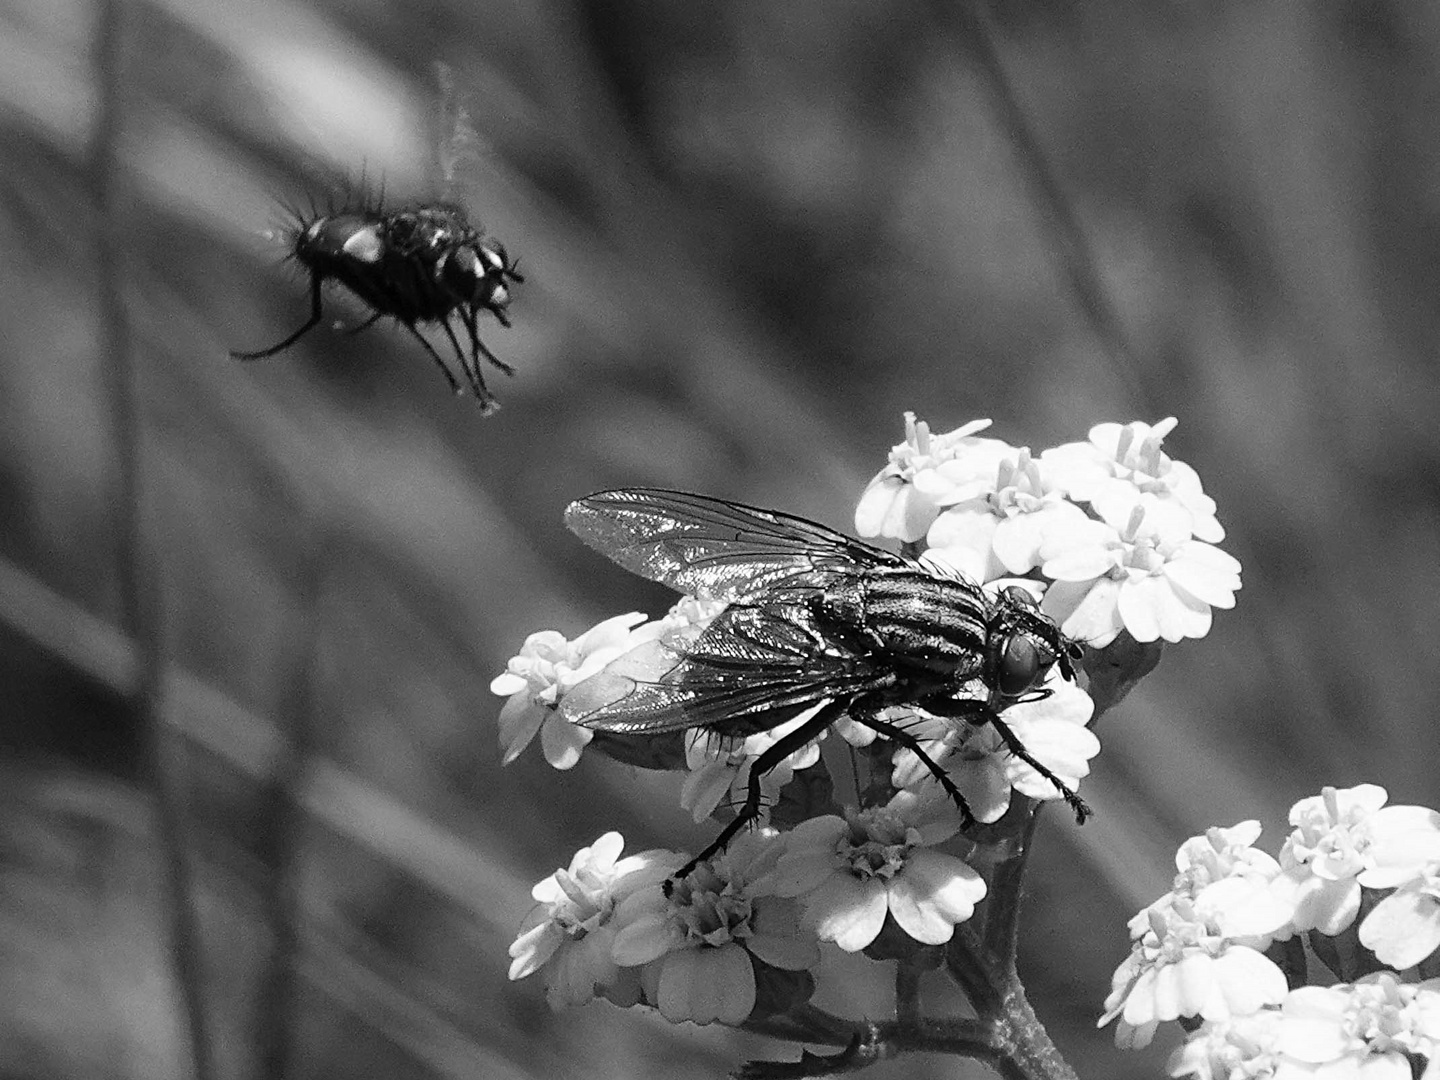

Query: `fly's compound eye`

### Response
(480, 241, 508, 273)
(996, 633, 1046, 697)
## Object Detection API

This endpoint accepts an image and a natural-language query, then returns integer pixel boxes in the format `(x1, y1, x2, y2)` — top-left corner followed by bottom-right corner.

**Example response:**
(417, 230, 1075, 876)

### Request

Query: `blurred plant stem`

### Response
(935, 0, 1159, 417)
(92, 1, 214, 1077)
(254, 523, 327, 1080)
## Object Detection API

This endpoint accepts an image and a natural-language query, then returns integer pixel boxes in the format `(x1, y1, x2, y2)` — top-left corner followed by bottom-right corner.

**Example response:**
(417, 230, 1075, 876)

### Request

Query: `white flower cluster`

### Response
(495, 413, 1233, 1029)
(1101, 785, 1440, 1079)
(507, 813, 987, 1024)
(856, 413, 1239, 646)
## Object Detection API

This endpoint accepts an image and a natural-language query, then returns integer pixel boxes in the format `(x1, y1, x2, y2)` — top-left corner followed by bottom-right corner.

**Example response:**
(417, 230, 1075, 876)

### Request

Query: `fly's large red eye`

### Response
(997, 634, 1044, 696)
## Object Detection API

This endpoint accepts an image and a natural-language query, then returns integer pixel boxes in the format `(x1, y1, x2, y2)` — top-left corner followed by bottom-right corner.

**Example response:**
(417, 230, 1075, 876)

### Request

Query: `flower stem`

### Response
(895, 955, 924, 1025)
(982, 805, 1043, 967)
(989, 982, 1081, 1080)
(945, 927, 1079, 1080)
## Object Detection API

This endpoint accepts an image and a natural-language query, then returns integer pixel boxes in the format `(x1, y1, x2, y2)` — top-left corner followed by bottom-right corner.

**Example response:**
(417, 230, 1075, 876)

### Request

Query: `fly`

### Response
(558, 489, 1090, 880)
(231, 197, 522, 413)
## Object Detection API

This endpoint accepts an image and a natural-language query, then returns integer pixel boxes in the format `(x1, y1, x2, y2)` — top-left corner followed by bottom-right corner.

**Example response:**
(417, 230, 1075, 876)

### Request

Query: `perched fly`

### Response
(559, 489, 1090, 879)
(231, 197, 523, 412)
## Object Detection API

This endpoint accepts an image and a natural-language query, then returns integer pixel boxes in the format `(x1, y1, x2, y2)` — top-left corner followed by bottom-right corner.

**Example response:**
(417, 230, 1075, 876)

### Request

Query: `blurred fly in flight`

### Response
(231, 67, 523, 413)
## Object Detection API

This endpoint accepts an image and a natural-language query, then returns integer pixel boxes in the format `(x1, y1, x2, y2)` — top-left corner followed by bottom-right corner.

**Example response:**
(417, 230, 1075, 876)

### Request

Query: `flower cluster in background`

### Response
(856, 414, 1240, 647)
(1101, 784, 1440, 1079)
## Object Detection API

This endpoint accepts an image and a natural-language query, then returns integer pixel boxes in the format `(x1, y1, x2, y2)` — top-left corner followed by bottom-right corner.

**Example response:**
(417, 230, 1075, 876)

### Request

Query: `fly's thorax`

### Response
(383, 204, 478, 258)
(293, 213, 386, 267)
(856, 568, 989, 678)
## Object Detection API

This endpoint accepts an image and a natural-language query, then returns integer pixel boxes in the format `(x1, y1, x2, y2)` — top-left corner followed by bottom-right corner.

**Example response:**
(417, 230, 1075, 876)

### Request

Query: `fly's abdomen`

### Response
(862, 570, 989, 678)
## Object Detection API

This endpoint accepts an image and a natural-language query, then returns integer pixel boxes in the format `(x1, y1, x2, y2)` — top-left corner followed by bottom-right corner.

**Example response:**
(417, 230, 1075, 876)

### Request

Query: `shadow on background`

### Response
(2, 0, 1439, 1077)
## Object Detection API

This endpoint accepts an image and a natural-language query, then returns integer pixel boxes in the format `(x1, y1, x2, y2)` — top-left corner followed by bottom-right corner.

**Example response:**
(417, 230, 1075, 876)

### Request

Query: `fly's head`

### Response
(987, 585, 1078, 700)
(448, 238, 523, 320)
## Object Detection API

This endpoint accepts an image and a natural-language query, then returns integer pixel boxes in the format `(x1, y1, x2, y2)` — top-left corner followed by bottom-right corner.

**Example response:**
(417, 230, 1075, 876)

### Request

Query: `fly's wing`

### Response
(564, 489, 906, 602)
(559, 592, 887, 735)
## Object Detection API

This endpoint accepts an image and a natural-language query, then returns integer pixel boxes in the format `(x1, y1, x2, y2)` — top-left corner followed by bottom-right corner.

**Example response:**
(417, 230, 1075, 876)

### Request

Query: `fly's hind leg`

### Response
(398, 322, 462, 395)
(666, 700, 847, 892)
(231, 272, 324, 360)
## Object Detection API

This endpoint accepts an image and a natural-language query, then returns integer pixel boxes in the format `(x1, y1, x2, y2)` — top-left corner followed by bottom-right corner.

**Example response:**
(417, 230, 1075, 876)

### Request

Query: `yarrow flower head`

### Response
(890, 668, 1098, 824)
(855, 414, 1012, 543)
(609, 831, 819, 1025)
(1162, 821, 1292, 939)
(508, 832, 684, 1011)
(1103, 823, 1291, 1050)
(491, 612, 656, 769)
(1109, 788, 1440, 1073)
(772, 797, 987, 953)
(857, 413, 1240, 649)
(1039, 508, 1241, 647)
(1168, 976, 1440, 1079)
(924, 446, 1092, 584)
(1100, 889, 1290, 1050)
(1042, 418, 1225, 544)
(1166, 1009, 1284, 1080)
(1270, 784, 1440, 938)
(1272, 974, 1440, 1079)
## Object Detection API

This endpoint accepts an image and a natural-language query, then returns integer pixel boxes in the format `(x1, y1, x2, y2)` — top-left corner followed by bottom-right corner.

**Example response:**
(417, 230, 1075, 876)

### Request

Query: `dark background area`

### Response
(3, 1, 1439, 1078)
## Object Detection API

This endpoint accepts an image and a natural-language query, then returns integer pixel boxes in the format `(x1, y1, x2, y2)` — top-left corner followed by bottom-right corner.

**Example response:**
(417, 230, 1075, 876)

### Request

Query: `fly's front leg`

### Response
(858, 711, 975, 829)
(231, 271, 325, 360)
(923, 694, 1091, 823)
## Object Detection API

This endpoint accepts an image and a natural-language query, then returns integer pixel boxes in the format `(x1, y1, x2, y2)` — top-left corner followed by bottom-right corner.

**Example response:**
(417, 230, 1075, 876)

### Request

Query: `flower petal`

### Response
(1358, 888, 1440, 969)
(611, 911, 682, 966)
(886, 850, 985, 944)
(806, 873, 888, 952)
(1212, 946, 1288, 1016)
(656, 945, 755, 1025)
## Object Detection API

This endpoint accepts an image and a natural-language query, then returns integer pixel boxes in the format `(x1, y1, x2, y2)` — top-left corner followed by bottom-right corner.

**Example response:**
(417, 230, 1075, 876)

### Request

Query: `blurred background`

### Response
(3, 0, 1439, 1077)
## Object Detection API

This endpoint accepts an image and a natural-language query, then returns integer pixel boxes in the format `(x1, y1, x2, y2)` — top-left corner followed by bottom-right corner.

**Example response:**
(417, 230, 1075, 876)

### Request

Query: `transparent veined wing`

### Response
(559, 594, 888, 735)
(564, 489, 906, 602)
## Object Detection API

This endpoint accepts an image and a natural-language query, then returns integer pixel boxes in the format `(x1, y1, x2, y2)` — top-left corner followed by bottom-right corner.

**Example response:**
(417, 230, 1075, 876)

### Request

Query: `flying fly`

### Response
(559, 489, 1090, 879)
(231, 197, 522, 412)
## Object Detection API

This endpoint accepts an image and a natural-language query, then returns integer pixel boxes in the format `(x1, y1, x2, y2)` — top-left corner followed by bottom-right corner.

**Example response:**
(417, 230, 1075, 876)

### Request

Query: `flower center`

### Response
(1340, 977, 1410, 1054)
(1112, 419, 1178, 481)
(841, 807, 916, 880)
(990, 450, 1047, 516)
(1144, 897, 1230, 963)
(676, 883, 753, 948)
(552, 870, 608, 938)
